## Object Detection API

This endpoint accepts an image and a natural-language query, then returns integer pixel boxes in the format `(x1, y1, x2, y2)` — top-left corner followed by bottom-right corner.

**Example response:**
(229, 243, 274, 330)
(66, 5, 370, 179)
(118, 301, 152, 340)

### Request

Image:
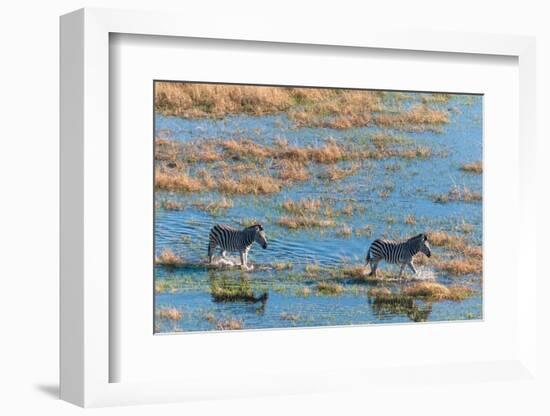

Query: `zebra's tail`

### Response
(365, 248, 371, 265)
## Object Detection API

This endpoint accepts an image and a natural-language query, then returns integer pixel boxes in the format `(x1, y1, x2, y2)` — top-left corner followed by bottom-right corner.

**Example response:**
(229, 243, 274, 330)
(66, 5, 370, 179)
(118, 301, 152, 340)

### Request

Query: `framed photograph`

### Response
(152, 81, 483, 334)
(60, 8, 537, 407)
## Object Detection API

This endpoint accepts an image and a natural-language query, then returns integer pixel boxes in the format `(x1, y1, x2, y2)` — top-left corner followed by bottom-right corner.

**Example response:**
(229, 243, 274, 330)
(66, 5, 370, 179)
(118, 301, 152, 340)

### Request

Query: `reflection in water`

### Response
(369, 292, 433, 323)
(208, 271, 269, 315)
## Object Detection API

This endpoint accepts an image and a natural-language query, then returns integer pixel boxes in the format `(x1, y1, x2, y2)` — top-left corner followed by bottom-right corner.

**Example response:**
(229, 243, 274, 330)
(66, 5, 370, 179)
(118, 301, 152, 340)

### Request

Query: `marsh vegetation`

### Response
(154, 83, 483, 332)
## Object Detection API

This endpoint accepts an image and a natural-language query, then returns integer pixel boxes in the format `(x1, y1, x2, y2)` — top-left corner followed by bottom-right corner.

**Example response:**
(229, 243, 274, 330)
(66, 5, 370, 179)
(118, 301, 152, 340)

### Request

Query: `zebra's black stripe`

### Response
(207, 224, 267, 265)
(366, 233, 431, 276)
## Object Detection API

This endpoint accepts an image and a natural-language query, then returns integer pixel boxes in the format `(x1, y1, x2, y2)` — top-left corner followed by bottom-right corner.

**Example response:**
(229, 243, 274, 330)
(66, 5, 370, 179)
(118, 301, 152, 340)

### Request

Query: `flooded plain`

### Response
(154, 89, 482, 333)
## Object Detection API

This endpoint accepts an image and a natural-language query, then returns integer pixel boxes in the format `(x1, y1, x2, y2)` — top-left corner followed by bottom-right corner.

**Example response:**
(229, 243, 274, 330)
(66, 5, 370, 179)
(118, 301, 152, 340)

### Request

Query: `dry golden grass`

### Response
(155, 82, 295, 117)
(276, 216, 336, 229)
(192, 197, 233, 214)
(404, 282, 475, 301)
(317, 163, 360, 180)
(434, 258, 482, 275)
(434, 185, 482, 203)
(428, 231, 467, 251)
(367, 287, 392, 297)
(276, 160, 310, 181)
(221, 139, 271, 160)
(217, 174, 282, 195)
(424, 230, 482, 275)
(281, 198, 323, 215)
(460, 161, 483, 174)
(404, 214, 416, 225)
(155, 83, 451, 135)
(155, 248, 184, 267)
(373, 105, 449, 131)
(309, 142, 346, 163)
(215, 318, 243, 330)
(155, 168, 203, 192)
(316, 282, 344, 295)
(404, 282, 451, 300)
(158, 307, 183, 321)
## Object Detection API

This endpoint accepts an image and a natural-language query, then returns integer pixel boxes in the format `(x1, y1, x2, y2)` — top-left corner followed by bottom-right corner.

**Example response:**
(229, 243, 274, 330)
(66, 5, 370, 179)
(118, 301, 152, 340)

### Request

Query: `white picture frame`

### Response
(60, 8, 537, 408)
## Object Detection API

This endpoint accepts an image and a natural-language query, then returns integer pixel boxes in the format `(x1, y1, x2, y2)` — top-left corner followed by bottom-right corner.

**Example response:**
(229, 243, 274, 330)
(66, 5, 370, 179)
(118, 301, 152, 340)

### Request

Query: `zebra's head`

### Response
(416, 233, 431, 257)
(250, 224, 268, 249)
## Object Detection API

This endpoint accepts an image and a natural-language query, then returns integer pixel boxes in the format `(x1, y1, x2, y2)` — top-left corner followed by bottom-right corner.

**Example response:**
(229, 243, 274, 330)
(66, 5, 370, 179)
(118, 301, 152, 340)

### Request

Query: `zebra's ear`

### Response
(254, 224, 264, 231)
(423, 234, 428, 242)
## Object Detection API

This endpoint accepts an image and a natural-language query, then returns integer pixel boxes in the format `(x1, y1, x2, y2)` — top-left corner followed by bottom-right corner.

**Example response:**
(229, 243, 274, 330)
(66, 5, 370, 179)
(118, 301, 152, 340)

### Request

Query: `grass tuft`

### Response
(460, 161, 482, 174)
(155, 248, 184, 267)
(215, 318, 243, 330)
(158, 307, 183, 321)
(316, 281, 344, 295)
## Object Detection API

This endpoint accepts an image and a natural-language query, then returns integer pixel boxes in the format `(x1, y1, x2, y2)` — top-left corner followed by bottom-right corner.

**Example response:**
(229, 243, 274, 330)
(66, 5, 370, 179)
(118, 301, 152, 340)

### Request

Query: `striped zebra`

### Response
(366, 233, 431, 278)
(207, 223, 268, 268)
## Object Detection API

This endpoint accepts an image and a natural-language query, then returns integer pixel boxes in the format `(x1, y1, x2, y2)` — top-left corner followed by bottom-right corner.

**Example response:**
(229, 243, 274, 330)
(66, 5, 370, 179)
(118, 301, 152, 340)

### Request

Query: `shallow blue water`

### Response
(154, 93, 483, 332)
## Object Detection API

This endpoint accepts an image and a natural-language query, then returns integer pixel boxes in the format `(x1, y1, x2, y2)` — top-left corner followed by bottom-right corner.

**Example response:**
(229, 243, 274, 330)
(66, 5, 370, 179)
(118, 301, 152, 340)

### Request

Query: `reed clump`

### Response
(155, 248, 184, 267)
(434, 258, 482, 275)
(276, 160, 311, 181)
(277, 215, 336, 229)
(158, 307, 183, 321)
(316, 281, 344, 295)
(317, 163, 360, 181)
(216, 318, 244, 330)
(192, 197, 233, 214)
(404, 282, 475, 301)
(434, 185, 482, 203)
(155, 168, 203, 193)
(373, 105, 449, 131)
(460, 161, 482, 174)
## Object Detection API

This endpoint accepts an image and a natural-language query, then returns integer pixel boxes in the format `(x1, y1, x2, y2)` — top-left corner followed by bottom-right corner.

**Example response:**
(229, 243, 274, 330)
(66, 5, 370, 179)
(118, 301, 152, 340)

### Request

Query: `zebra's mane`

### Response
(244, 224, 263, 231)
(408, 233, 427, 244)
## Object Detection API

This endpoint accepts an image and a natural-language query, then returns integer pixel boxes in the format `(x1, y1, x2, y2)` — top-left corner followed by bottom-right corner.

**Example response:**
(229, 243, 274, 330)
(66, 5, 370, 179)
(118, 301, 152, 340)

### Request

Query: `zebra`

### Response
(365, 233, 431, 278)
(207, 223, 268, 269)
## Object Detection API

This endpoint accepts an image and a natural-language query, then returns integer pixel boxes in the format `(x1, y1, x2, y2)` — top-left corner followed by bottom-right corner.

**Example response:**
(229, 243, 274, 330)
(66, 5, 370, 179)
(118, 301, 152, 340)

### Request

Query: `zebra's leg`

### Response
(369, 260, 379, 277)
(240, 251, 246, 268)
(221, 250, 227, 259)
(399, 263, 406, 280)
(408, 261, 417, 275)
(207, 242, 216, 264)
